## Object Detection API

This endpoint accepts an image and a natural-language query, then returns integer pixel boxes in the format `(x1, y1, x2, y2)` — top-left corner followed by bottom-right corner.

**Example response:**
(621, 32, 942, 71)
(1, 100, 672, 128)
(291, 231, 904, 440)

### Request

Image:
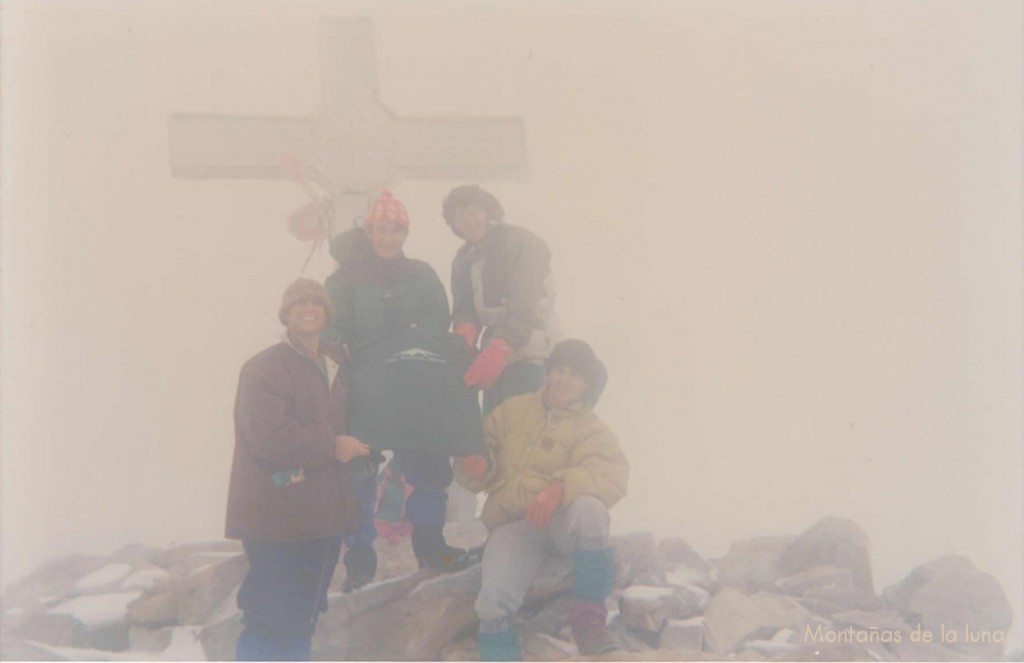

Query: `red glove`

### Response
(461, 454, 489, 479)
(525, 480, 564, 528)
(463, 337, 513, 388)
(454, 322, 479, 348)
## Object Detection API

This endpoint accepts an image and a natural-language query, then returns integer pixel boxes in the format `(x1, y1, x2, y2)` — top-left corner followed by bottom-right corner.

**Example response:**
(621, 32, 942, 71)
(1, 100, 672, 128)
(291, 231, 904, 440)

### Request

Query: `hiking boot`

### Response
(411, 524, 472, 572)
(570, 600, 619, 656)
(342, 544, 376, 592)
(573, 623, 619, 656)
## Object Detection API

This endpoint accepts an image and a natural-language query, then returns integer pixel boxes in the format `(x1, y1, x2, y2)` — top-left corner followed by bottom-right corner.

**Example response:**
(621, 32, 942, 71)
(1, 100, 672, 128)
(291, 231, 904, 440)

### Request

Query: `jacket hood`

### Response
(329, 227, 373, 269)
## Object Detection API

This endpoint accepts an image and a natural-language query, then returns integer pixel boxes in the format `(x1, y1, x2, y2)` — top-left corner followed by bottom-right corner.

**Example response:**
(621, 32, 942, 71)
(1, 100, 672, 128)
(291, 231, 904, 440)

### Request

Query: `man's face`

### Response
(285, 299, 327, 336)
(451, 204, 490, 243)
(544, 365, 589, 409)
(366, 222, 408, 259)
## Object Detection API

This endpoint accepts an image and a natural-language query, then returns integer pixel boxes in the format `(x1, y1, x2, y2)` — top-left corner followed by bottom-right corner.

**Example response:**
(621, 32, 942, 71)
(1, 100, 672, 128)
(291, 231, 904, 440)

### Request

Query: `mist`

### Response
(2, 0, 1021, 648)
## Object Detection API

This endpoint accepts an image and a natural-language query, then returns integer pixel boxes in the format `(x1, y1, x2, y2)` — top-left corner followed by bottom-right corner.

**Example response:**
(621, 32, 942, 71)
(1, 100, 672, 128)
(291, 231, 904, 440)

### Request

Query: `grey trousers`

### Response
(476, 496, 610, 630)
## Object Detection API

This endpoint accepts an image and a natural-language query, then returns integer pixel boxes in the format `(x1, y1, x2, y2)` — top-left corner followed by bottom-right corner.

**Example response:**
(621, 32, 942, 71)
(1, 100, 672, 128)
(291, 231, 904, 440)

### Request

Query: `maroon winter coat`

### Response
(225, 340, 360, 541)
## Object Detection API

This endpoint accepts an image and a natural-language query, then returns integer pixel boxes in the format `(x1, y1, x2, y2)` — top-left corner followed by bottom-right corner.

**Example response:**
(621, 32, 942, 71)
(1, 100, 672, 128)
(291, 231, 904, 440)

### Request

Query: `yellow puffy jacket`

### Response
(454, 390, 629, 530)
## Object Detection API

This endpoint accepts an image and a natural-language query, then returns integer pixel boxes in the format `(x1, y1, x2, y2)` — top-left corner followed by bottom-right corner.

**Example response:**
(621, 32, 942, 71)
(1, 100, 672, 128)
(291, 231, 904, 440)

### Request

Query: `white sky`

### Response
(2, 0, 1022, 647)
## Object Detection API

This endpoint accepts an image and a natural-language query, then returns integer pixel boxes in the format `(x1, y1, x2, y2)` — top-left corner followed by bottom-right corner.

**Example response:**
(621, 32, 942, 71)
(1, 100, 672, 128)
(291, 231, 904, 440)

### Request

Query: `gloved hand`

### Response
(454, 322, 479, 348)
(525, 480, 564, 528)
(463, 337, 513, 388)
(461, 455, 489, 480)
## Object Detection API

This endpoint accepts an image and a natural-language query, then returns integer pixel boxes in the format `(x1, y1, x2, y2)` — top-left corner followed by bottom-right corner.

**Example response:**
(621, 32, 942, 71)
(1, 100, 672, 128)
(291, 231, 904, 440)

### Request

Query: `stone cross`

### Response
(168, 17, 526, 231)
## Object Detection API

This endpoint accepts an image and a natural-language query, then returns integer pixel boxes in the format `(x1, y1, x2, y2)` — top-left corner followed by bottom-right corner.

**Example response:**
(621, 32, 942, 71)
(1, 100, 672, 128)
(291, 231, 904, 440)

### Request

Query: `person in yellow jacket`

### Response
(455, 339, 629, 660)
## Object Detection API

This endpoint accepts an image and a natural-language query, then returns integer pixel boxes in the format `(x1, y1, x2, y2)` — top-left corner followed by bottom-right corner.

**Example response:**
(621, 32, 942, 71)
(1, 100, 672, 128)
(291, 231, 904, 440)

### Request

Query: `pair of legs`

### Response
(235, 537, 342, 661)
(343, 448, 467, 588)
(475, 497, 617, 660)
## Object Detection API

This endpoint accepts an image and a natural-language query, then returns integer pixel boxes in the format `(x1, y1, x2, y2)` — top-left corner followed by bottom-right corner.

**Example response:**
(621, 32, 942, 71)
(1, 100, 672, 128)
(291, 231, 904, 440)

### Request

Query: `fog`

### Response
(2, 0, 1022, 647)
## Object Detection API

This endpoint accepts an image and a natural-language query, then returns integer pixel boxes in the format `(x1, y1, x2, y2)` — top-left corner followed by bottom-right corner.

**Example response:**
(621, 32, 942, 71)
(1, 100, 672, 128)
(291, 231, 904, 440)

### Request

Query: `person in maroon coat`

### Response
(225, 278, 366, 661)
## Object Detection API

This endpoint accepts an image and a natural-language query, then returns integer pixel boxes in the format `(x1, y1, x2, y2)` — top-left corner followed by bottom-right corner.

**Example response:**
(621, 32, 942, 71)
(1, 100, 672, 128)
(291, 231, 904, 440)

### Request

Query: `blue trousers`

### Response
(235, 537, 341, 660)
(344, 472, 380, 548)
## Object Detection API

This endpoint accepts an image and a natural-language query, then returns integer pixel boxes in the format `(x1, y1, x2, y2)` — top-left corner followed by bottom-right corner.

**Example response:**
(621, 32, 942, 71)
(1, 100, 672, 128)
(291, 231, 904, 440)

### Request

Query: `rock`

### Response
(777, 518, 873, 593)
(618, 585, 678, 633)
(829, 608, 909, 633)
(889, 637, 976, 661)
(10, 612, 81, 648)
(608, 613, 660, 653)
(522, 631, 576, 660)
(702, 587, 813, 654)
(128, 553, 247, 627)
(128, 625, 172, 652)
(0, 554, 107, 612)
(739, 627, 803, 660)
(715, 536, 794, 593)
(520, 593, 573, 637)
(439, 633, 478, 661)
(149, 541, 243, 576)
(798, 584, 884, 617)
(775, 566, 854, 596)
(612, 532, 661, 587)
(125, 590, 178, 627)
(658, 539, 713, 574)
(660, 617, 704, 651)
(882, 555, 1012, 661)
(0, 636, 71, 661)
(314, 564, 482, 660)
(665, 565, 716, 595)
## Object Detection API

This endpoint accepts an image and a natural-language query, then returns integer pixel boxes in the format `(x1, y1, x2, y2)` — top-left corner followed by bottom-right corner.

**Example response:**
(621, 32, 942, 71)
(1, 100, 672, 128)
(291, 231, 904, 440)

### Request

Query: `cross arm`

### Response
(168, 113, 318, 180)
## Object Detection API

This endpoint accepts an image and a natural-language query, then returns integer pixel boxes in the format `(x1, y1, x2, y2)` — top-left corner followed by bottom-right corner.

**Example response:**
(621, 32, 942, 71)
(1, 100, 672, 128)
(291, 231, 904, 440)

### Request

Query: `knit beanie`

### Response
(442, 184, 505, 226)
(366, 190, 410, 226)
(278, 278, 334, 325)
(545, 339, 608, 407)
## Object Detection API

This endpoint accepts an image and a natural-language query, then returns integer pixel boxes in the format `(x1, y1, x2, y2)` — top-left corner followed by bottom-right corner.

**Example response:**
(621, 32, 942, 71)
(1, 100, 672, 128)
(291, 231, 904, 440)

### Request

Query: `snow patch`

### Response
(664, 566, 705, 587)
(50, 591, 140, 626)
(77, 563, 133, 591)
(535, 633, 578, 656)
(121, 567, 170, 591)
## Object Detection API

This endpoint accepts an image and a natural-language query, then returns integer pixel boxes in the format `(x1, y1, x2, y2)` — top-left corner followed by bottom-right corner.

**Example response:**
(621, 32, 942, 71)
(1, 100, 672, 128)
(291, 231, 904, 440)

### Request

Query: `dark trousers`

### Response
(236, 537, 342, 660)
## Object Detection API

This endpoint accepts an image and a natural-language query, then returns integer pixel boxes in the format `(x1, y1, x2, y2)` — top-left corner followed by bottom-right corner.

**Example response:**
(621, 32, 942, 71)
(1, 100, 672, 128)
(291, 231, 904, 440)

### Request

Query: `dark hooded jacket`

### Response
(450, 223, 558, 363)
(323, 228, 450, 352)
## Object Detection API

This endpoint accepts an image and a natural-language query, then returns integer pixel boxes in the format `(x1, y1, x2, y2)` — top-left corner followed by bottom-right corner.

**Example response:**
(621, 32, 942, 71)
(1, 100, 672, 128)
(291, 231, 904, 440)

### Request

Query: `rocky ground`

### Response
(0, 517, 1018, 661)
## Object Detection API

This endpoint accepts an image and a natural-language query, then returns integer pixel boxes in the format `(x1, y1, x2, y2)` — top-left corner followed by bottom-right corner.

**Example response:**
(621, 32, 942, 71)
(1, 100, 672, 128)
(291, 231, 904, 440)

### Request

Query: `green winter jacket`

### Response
(324, 228, 450, 351)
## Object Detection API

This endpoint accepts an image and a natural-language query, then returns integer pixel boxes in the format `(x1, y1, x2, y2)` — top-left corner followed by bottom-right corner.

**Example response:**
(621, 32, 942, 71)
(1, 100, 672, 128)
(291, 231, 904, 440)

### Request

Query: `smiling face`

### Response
(451, 203, 490, 243)
(544, 364, 589, 409)
(366, 222, 408, 259)
(285, 299, 328, 337)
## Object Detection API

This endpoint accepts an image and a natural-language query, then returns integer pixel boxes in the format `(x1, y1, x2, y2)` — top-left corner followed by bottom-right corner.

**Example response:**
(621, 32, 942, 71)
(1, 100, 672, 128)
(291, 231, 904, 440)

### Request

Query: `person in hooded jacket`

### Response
(323, 190, 472, 592)
(455, 339, 629, 660)
(443, 185, 560, 415)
